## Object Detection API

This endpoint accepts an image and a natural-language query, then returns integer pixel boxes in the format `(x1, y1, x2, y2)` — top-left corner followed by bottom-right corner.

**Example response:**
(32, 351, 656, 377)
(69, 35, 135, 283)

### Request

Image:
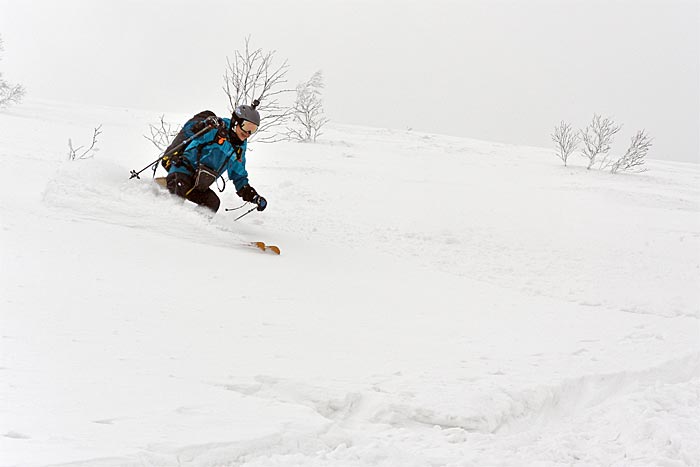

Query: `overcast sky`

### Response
(1, 0, 698, 162)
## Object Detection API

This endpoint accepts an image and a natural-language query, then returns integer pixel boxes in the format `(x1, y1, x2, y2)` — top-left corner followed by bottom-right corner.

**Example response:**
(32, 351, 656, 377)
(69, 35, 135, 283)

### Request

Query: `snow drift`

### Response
(1, 100, 698, 466)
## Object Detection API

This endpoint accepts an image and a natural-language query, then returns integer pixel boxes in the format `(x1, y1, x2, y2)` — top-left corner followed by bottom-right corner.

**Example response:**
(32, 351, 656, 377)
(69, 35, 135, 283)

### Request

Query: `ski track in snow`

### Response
(1, 101, 699, 466)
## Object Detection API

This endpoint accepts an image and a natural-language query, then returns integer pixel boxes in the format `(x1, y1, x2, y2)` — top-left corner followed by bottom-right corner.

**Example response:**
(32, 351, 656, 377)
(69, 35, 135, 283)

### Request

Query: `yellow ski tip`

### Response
(248, 242, 280, 255)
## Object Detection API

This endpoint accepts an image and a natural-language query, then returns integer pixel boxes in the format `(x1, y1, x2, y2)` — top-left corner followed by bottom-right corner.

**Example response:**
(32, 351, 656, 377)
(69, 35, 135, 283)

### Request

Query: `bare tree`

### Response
(609, 130, 652, 174)
(580, 114, 622, 170)
(551, 120, 580, 167)
(0, 35, 25, 108)
(144, 115, 181, 152)
(222, 36, 292, 143)
(288, 70, 330, 142)
(68, 126, 102, 161)
(0, 76, 24, 108)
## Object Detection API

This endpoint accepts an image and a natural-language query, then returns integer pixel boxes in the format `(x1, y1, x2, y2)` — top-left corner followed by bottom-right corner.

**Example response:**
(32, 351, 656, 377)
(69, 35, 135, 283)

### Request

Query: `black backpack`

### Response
(161, 110, 217, 171)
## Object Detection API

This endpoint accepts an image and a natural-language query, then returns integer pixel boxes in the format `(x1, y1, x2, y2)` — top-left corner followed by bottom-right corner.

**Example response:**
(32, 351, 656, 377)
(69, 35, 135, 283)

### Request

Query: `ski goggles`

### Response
(239, 121, 258, 136)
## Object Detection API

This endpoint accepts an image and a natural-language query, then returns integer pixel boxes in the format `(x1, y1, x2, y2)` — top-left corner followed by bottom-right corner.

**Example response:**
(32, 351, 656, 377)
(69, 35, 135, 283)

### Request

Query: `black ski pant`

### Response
(166, 172, 221, 213)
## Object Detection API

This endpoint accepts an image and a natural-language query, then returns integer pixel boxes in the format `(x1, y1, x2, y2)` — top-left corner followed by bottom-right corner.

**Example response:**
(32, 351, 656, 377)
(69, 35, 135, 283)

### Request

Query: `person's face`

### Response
(234, 120, 258, 140)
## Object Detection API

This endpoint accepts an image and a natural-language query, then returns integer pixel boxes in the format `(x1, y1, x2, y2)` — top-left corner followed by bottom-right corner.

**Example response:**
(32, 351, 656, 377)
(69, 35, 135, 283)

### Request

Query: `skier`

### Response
(165, 104, 267, 214)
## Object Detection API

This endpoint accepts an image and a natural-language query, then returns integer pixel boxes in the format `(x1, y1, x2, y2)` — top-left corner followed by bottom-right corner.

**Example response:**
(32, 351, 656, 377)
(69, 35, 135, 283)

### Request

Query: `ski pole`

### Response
(224, 203, 247, 212)
(129, 121, 220, 179)
(129, 157, 161, 179)
(232, 206, 258, 221)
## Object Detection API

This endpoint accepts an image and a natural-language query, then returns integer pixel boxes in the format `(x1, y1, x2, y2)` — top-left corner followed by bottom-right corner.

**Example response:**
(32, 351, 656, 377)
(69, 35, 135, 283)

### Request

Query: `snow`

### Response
(1, 99, 699, 466)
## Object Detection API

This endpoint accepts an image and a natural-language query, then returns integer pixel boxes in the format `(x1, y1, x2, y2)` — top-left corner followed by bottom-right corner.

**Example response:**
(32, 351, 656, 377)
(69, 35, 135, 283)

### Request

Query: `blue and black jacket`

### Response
(168, 117, 249, 191)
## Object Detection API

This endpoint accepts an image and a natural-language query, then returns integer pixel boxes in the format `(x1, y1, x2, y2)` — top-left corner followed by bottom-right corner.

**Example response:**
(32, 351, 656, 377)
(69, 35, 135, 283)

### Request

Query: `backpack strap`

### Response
(192, 126, 229, 168)
(189, 133, 243, 192)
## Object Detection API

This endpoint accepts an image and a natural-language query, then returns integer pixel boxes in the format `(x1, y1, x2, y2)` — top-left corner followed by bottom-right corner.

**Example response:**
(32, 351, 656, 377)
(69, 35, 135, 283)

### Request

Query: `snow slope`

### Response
(1, 100, 699, 466)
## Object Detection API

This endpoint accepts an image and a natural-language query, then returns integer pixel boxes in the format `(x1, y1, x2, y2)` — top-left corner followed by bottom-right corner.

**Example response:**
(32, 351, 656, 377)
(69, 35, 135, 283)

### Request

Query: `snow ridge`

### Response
(1, 101, 698, 467)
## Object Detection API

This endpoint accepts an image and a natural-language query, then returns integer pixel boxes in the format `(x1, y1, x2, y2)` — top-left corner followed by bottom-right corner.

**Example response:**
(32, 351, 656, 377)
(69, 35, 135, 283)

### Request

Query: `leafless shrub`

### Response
(0, 35, 25, 109)
(222, 36, 293, 143)
(609, 130, 652, 174)
(551, 120, 580, 167)
(288, 70, 330, 142)
(0, 79, 24, 108)
(144, 115, 181, 152)
(68, 126, 102, 160)
(580, 114, 622, 170)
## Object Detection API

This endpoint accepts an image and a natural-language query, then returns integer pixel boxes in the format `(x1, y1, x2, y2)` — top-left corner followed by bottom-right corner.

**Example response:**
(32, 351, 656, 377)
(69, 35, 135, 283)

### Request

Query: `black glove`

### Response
(204, 115, 224, 129)
(237, 184, 258, 202)
(253, 195, 267, 211)
(204, 116, 226, 130)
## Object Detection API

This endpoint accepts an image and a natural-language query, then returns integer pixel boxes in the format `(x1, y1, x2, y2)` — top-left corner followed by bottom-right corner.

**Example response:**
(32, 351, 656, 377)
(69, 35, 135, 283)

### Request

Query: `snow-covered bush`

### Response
(288, 70, 330, 143)
(552, 114, 653, 174)
(0, 35, 25, 109)
(144, 115, 181, 152)
(609, 130, 652, 174)
(68, 126, 102, 161)
(580, 114, 622, 170)
(551, 121, 580, 167)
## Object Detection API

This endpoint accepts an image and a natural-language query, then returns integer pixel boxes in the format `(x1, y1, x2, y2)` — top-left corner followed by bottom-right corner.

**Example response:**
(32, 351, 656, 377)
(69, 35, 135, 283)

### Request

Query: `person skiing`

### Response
(165, 104, 267, 214)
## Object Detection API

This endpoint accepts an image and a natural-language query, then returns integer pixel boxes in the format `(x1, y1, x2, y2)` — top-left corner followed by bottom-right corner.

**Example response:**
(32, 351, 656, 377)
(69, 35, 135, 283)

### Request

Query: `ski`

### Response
(151, 177, 279, 255)
(249, 241, 281, 255)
